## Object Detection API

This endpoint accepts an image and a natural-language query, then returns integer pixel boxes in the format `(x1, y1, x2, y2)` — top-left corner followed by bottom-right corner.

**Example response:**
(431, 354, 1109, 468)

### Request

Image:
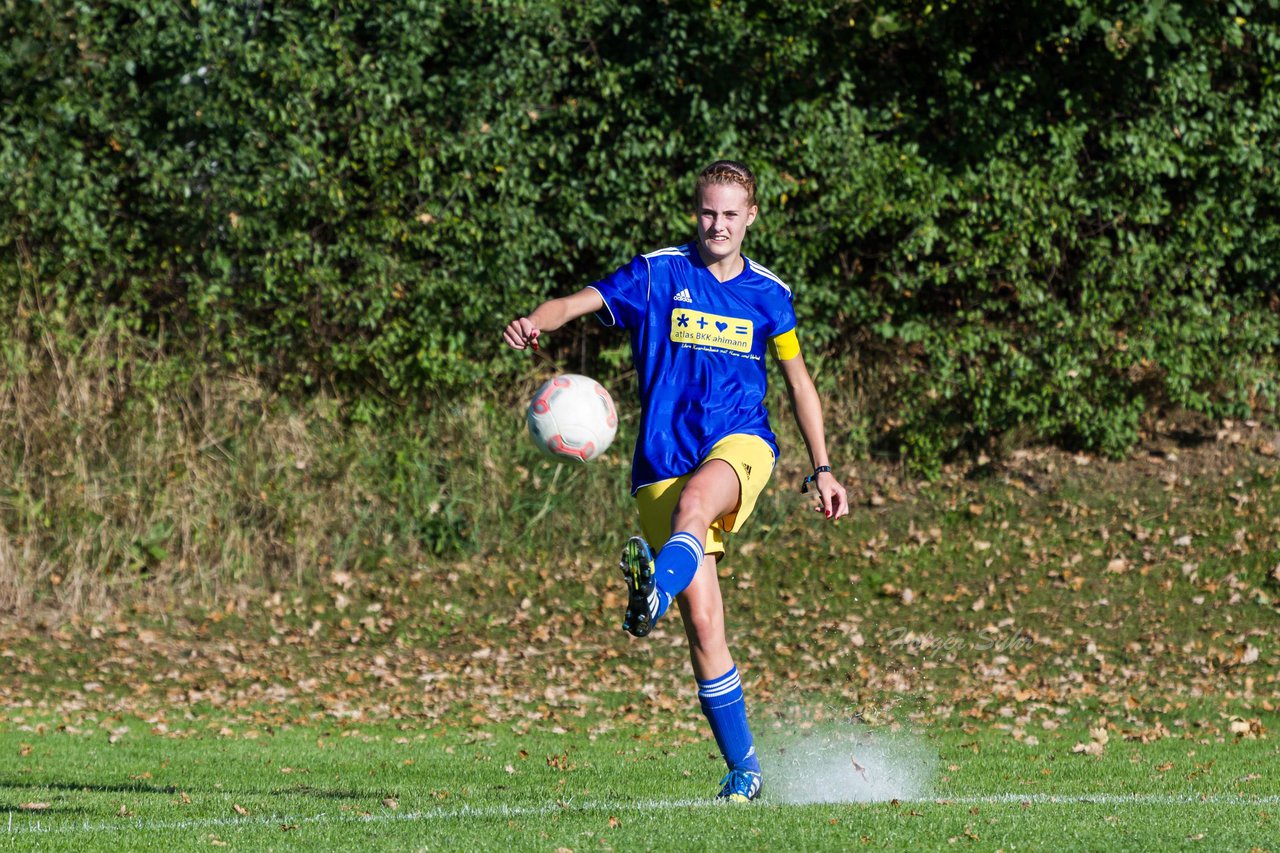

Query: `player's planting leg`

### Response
(680, 558, 762, 802)
(699, 666, 763, 802)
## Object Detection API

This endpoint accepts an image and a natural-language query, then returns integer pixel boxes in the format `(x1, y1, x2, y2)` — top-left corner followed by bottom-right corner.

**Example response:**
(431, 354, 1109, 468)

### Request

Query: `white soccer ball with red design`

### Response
(526, 374, 618, 462)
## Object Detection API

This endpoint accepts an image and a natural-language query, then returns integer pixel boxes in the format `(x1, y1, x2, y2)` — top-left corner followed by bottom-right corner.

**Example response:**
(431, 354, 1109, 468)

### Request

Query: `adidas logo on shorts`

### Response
(673, 288, 693, 303)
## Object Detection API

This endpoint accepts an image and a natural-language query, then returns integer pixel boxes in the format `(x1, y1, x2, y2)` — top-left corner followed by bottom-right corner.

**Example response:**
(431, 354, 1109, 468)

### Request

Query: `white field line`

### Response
(942, 793, 1280, 806)
(6, 793, 1280, 836)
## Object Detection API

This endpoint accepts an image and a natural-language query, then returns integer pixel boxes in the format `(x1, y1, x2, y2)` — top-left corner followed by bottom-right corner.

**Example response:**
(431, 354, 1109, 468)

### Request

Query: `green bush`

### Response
(2, 0, 1277, 470)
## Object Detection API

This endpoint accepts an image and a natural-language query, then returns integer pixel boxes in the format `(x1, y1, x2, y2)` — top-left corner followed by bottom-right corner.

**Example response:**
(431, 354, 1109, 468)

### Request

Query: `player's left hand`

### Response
(813, 470, 848, 521)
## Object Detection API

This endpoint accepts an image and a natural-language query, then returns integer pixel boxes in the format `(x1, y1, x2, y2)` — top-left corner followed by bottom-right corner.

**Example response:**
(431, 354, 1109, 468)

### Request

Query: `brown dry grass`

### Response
(0, 294, 633, 621)
(0, 293, 425, 617)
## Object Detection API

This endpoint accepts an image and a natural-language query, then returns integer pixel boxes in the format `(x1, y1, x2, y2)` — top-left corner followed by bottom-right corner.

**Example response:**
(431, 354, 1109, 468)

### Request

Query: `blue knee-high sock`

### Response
(697, 666, 761, 773)
(649, 531, 703, 621)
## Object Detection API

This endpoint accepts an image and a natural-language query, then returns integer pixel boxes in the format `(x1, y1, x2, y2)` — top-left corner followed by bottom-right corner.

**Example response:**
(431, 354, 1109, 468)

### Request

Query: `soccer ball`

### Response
(526, 374, 618, 462)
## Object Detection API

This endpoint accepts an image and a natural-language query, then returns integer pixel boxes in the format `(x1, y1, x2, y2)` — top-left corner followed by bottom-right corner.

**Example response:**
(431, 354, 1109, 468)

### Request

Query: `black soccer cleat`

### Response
(620, 536, 656, 637)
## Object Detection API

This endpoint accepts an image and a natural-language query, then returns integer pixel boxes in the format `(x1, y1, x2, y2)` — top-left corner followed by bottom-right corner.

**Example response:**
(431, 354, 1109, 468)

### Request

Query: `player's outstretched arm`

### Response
(503, 287, 605, 350)
(777, 351, 849, 520)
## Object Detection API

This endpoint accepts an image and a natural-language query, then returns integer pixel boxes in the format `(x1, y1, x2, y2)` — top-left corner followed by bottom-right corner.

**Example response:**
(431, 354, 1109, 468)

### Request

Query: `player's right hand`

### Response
(503, 316, 540, 350)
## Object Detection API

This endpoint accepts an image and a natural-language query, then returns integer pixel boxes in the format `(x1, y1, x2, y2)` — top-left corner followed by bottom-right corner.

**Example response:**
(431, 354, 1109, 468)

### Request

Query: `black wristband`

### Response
(800, 466, 833, 494)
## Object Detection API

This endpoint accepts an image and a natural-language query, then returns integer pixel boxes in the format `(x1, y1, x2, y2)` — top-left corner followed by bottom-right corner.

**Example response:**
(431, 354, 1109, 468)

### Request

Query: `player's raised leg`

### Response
(620, 535, 658, 637)
(621, 459, 739, 636)
(655, 460, 738, 614)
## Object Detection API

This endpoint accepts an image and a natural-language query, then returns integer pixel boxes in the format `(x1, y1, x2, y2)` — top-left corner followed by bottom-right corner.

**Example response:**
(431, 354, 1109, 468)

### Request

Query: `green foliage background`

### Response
(3, 0, 1279, 467)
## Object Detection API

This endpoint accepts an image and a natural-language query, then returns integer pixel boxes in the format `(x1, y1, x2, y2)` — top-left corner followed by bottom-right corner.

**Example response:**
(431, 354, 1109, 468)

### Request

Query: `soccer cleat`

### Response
(716, 768, 762, 802)
(620, 536, 656, 637)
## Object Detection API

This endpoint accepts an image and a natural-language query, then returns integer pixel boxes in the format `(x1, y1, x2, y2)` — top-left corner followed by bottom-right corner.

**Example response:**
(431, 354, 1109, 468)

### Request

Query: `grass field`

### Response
(3, 429, 1279, 850)
(3, 715, 1277, 850)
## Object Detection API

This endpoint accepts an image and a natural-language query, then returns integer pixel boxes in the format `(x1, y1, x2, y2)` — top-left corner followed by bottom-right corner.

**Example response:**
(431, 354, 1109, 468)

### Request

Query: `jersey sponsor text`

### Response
(670, 309, 754, 353)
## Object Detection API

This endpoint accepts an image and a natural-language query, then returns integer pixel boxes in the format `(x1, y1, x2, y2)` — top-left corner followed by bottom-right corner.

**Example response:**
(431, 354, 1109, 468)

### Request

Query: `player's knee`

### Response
(673, 485, 718, 530)
(674, 463, 737, 528)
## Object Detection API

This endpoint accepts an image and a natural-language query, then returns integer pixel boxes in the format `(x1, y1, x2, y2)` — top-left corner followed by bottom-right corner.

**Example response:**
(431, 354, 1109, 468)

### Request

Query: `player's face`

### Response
(696, 183, 758, 264)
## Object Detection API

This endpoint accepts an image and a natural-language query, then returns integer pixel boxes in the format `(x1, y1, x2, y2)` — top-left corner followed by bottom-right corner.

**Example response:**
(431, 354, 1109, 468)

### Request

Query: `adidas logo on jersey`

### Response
(673, 288, 693, 303)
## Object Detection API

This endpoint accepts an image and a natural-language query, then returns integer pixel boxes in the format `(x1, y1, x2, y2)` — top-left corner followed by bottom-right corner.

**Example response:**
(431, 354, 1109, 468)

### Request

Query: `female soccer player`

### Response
(503, 160, 848, 802)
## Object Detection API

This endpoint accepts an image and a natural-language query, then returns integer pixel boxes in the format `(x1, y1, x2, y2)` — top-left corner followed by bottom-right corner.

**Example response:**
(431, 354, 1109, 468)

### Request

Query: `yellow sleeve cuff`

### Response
(769, 328, 801, 361)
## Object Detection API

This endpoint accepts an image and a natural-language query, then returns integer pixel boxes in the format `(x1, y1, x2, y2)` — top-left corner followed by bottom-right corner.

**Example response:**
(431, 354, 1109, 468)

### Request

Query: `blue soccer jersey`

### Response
(589, 242, 798, 493)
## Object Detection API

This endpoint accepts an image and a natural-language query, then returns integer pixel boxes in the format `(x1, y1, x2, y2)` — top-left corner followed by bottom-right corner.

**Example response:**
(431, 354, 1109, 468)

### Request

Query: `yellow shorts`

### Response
(634, 434, 775, 558)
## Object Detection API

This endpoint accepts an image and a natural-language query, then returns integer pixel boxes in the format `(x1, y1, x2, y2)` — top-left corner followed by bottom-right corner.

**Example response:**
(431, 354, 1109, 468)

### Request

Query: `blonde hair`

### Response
(694, 160, 757, 208)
